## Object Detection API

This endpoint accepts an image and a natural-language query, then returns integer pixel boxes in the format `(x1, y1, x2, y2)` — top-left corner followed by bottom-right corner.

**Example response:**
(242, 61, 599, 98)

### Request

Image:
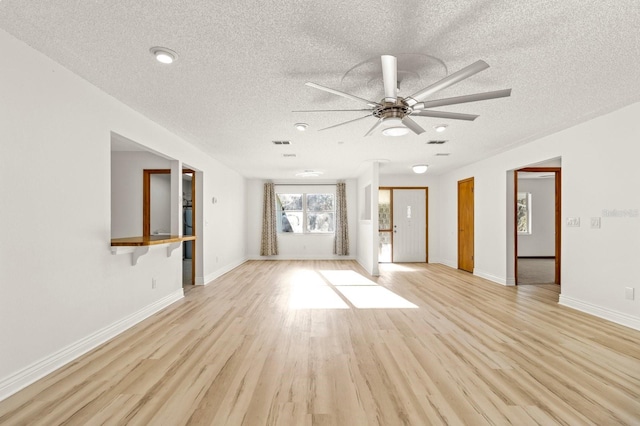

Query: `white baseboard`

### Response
(0, 289, 184, 402)
(474, 268, 511, 286)
(559, 295, 640, 331)
(432, 258, 457, 269)
(198, 257, 248, 285)
(246, 255, 356, 261)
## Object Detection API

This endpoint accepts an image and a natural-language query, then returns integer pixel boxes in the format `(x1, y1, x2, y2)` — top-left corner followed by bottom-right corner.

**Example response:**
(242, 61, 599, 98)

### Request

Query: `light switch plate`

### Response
(566, 217, 581, 227)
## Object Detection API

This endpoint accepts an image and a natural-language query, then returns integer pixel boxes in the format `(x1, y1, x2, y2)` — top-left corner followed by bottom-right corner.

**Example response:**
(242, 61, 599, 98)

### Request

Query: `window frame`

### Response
(275, 185, 336, 235)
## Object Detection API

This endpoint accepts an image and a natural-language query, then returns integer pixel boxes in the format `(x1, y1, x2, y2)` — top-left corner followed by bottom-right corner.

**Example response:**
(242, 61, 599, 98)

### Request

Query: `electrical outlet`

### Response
(152, 278, 157, 289)
(625, 287, 634, 300)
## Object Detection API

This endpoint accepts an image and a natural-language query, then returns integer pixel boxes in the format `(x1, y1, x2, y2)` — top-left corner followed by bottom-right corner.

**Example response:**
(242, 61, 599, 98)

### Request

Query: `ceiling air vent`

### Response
(426, 140, 448, 145)
(272, 140, 291, 145)
(282, 153, 297, 158)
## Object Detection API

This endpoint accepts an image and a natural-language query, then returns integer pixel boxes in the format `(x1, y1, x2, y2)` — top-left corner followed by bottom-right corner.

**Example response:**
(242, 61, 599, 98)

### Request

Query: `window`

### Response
(277, 192, 335, 233)
(517, 192, 532, 235)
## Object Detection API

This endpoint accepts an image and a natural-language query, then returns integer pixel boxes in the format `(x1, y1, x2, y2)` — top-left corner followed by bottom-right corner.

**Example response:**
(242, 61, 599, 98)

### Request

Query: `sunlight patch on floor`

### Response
(321, 269, 418, 309)
(288, 269, 349, 309)
(290, 269, 327, 286)
(334, 286, 418, 309)
(319, 270, 377, 286)
(289, 285, 350, 309)
(288, 269, 418, 310)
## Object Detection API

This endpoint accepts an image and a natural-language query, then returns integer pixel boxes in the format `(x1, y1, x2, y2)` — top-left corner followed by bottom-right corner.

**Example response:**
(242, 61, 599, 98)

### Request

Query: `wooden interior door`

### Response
(458, 177, 474, 273)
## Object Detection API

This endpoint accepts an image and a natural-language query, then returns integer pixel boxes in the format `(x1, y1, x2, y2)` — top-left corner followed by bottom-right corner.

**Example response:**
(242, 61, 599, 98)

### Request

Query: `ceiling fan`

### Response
(297, 55, 511, 136)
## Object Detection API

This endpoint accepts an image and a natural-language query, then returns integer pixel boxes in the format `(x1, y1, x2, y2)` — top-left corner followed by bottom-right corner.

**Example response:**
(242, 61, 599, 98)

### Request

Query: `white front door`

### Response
(392, 189, 426, 262)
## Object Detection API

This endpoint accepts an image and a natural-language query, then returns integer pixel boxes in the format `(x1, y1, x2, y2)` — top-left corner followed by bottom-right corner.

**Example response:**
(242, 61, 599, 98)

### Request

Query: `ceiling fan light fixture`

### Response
(412, 164, 429, 174)
(381, 117, 410, 137)
(434, 124, 448, 132)
(150, 47, 177, 64)
(382, 126, 410, 137)
(294, 123, 308, 131)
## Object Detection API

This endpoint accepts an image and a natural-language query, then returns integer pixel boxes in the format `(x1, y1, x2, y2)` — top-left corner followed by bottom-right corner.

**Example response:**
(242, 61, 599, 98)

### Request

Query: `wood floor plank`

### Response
(1, 260, 639, 425)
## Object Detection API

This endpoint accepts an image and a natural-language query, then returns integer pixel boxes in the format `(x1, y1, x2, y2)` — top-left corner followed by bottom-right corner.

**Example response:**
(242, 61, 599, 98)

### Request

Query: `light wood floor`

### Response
(1, 260, 639, 425)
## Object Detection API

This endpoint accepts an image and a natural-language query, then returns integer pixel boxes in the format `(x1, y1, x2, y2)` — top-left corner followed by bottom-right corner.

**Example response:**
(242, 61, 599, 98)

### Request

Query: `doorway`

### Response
(182, 171, 195, 286)
(515, 167, 561, 285)
(378, 187, 428, 263)
(143, 168, 197, 286)
(458, 177, 474, 273)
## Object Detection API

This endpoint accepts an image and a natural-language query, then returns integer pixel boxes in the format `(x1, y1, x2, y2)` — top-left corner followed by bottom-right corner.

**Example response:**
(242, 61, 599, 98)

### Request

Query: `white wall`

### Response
(0, 29, 246, 400)
(356, 163, 379, 276)
(245, 180, 357, 259)
(111, 151, 172, 238)
(517, 177, 555, 257)
(434, 102, 640, 330)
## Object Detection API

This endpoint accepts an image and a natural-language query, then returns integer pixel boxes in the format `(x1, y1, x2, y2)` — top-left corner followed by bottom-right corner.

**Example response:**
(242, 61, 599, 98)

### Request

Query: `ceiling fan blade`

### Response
(411, 110, 479, 121)
(413, 89, 512, 110)
(305, 82, 380, 108)
(318, 114, 372, 131)
(293, 109, 373, 112)
(364, 118, 384, 137)
(381, 55, 398, 102)
(401, 116, 426, 135)
(406, 60, 490, 105)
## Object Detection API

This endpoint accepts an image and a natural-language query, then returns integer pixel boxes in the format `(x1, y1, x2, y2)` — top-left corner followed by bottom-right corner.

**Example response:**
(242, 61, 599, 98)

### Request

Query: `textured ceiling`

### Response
(1, 1, 639, 179)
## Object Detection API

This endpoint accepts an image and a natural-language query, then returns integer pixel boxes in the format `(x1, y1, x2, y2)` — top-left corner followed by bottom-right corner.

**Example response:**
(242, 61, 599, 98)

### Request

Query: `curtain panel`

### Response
(260, 182, 279, 256)
(333, 182, 349, 255)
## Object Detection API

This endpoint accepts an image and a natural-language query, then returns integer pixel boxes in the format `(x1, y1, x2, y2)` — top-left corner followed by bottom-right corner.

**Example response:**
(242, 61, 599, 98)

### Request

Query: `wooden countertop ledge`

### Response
(110, 235, 196, 265)
(111, 235, 196, 247)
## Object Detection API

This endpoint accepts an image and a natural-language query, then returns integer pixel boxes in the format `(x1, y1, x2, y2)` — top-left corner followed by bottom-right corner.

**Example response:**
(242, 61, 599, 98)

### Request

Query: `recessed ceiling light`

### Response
(434, 124, 448, 132)
(294, 123, 308, 131)
(382, 117, 410, 137)
(150, 47, 177, 64)
(412, 164, 429, 174)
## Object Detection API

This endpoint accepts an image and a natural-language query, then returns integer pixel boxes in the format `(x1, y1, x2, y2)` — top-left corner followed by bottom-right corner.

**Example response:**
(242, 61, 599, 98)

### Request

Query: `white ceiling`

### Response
(1, 1, 639, 179)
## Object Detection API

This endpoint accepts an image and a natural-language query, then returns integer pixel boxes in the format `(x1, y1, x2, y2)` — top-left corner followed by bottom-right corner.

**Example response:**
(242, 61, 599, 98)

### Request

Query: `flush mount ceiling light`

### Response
(412, 164, 429, 174)
(381, 117, 410, 137)
(294, 123, 309, 131)
(295, 170, 323, 177)
(150, 47, 177, 64)
(434, 124, 448, 132)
